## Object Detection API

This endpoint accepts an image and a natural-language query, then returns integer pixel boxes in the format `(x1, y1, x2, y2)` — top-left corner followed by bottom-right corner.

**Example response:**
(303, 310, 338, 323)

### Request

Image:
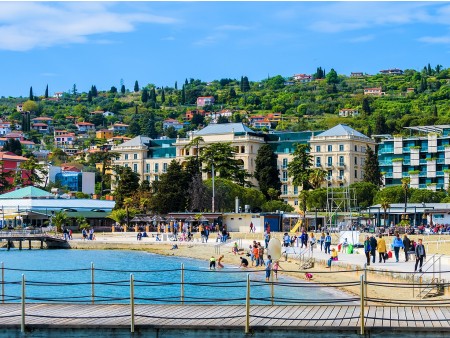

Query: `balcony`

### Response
(402, 147, 411, 153)
(325, 163, 333, 169)
(335, 175, 345, 182)
(384, 172, 393, 178)
(336, 162, 346, 168)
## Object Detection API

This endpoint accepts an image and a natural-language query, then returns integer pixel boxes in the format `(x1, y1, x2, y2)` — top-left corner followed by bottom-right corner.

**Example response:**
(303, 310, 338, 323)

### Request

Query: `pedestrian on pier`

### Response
(370, 235, 377, 264)
(403, 235, 411, 262)
(320, 232, 326, 252)
(324, 232, 332, 254)
(414, 239, 426, 272)
(364, 236, 371, 266)
(377, 234, 387, 263)
(392, 233, 404, 263)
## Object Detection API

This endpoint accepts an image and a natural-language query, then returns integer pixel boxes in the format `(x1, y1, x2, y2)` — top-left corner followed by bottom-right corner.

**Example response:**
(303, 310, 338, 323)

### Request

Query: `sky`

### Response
(1, 1, 450, 98)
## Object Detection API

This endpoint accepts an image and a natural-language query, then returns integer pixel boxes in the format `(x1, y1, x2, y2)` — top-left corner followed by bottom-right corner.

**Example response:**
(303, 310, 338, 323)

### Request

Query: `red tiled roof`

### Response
(0, 151, 28, 161)
(76, 122, 95, 126)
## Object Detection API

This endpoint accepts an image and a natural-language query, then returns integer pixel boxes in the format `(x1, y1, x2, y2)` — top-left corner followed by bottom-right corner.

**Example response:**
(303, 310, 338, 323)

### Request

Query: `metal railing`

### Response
(412, 254, 444, 298)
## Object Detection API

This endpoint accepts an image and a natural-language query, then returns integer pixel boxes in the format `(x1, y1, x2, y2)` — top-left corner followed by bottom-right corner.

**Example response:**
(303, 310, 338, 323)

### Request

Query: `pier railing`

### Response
(1, 263, 450, 334)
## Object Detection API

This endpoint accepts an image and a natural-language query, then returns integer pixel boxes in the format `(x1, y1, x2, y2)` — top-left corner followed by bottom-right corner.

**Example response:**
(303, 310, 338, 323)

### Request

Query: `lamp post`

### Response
(211, 164, 215, 213)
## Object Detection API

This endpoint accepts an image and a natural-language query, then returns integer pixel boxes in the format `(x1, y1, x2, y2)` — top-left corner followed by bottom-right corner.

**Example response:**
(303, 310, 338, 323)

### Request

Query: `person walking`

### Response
(309, 233, 316, 253)
(364, 236, 371, 266)
(392, 232, 404, 263)
(414, 239, 426, 272)
(265, 255, 273, 282)
(320, 232, 325, 252)
(324, 232, 332, 254)
(369, 235, 377, 264)
(264, 230, 270, 249)
(403, 234, 411, 262)
(377, 234, 387, 263)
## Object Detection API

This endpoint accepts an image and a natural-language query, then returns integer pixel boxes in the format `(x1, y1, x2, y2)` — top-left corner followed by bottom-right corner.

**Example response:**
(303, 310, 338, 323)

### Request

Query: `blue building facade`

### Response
(378, 125, 450, 190)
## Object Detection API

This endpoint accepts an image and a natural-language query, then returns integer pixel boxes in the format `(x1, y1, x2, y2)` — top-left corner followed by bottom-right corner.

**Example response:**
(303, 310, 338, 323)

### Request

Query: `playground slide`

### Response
(290, 219, 302, 233)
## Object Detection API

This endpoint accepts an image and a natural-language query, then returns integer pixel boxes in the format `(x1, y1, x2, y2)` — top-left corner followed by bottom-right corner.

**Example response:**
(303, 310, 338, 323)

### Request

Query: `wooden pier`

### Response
(0, 233, 68, 250)
(0, 304, 449, 337)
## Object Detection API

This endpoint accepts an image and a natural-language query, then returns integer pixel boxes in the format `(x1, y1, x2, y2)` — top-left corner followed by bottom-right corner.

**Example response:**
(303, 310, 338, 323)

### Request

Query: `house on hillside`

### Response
(16, 104, 23, 112)
(293, 74, 312, 83)
(0, 121, 12, 135)
(109, 123, 129, 134)
(163, 119, 184, 131)
(31, 123, 50, 134)
(96, 130, 114, 139)
(76, 122, 95, 133)
(379, 68, 403, 75)
(186, 110, 206, 120)
(339, 109, 359, 117)
(350, 72, 364, 77)
(364, 87, 384, 96)
(196, 96, 215, 107)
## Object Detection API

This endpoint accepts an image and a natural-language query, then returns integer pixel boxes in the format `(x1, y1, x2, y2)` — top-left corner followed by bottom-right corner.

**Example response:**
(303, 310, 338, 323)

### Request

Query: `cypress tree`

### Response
(363, 146, 382, 187)
(141, 88, 149, 103)
(134, 80, 139, 92)
(45, 85, 48, 98)
(184, 78, 188, 86)
(254, 144, 281, 199)
(240, 76, 244, 91)
(181, 85, 186, 104)
(174, 81, 178, 90)
(87, 91, 93, 103)
(29, 86, 33, 100)
(120, 84, 126, 94)
(161, 89, 166, 103)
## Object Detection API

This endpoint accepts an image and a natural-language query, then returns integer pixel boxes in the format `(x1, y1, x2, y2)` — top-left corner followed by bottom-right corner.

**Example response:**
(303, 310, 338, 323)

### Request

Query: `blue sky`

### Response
(1, 1, 450, 98)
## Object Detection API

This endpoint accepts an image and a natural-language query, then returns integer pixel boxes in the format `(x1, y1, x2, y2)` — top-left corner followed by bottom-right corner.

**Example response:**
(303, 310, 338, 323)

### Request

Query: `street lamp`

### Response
(211, 163, 215, 213)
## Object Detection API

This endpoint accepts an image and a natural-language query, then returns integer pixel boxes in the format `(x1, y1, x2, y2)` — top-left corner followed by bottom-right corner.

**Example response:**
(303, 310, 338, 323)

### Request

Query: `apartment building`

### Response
(378, 125, 450, 191)
(112, 123, 373, 211)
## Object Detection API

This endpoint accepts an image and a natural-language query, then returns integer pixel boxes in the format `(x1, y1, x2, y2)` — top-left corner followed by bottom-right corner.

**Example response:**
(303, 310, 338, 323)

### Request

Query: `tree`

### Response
(139, 197, 151, 214)
(52, 210, 68, 233)
(123, 197, 133, 227)
(309, 168, 327, 189)
(254, 144, 281, 199)
(181, 85, 186, 104)
(151, 160, 189, 213)
(110, 86, 117, 94)
(89, 151, 119, 196)
(113, 165, 140, 208)
(108, 209, 127, 226)
(174, 81, 178, 90)
(380, 197, 391, 227)
(184, 136, 204, 169)
(20, 156, 48, 187)
(262, 200, 294, 212)
(241, 76, 250, 92)
(363, 146, 382, 187)
(362, 97, 371, 115)
(91, 85, 98, 97)
(287, 144, 312, 190)
(0, 161, 13, 193)
(374, 114, 387, 135)
(22, 100, 38, 113)
(72, 84, 77, 96)
(200, 142, 251, 186)
(161, 88, 165, 103)
(2, 138, 22, 155)
(45, 84, 48, 99)
(141, 88, 149, 103)
(134, 80, 139, 92)
(29, 86, 34, 100)
(349, 182, 378, 209)
(401, 177, 410, 213)
(120, 84, 126, 94)
(87, 91, 92, 103)
(326, 68, 339, 84)
(187, 172, 210, 211)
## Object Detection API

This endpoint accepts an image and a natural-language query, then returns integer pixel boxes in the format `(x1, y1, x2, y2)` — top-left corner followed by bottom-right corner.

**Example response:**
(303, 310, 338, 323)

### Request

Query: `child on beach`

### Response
(232, 242, 239, 255)
(209, 256, 216, 270)
(217, 255, 224, 268)
(305, 272, 313, 281)
(272, 261, 282, 280)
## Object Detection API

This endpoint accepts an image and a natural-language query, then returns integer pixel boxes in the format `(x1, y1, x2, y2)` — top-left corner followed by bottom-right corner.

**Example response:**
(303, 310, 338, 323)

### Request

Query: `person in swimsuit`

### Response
(217, 255, 224, 268)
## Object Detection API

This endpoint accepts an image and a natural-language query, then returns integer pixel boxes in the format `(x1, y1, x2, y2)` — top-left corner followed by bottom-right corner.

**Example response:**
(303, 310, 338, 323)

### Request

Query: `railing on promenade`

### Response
(1, 263, 450, 335)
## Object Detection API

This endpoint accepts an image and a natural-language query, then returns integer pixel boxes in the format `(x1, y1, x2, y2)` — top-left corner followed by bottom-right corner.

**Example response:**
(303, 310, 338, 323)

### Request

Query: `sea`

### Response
(0, 249, 347, 305)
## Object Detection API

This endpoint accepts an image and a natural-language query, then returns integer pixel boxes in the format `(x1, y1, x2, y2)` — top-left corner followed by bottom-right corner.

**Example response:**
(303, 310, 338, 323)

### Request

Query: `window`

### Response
(124, 154, 128, 160)
(327, 145, 332, 152)
(339, 144, 344, 151)
(327, 157, 332, 166)
(133, 154, 137, 160)
(327, 170, 332, 180)
(294, 186, 298, 195)
(133, 164, 138, 173)
(124, 164, 128, 168)
(354, 157, 358, 165)
(361, 158, 365, 166)
(282, 185, 288, 195)
(361, 146, 366, 153)
(282, 158, 288, 169)
(339, 170, 344, 179)
(294, 200, 299, 206)
(145, 175, 150, 181)
(354, 145, 358, 152)
(282, 171, 288, 182)
(355, 170, 357, 178)
(146, 164, 150, 173)
(163, 163, 168, 173)
(316, 157, 321, 167)
(155, 175, 159, 181)
(154, 163, 159, 173)
(316, 145, 321, 152)
(339, 156, 344, 166)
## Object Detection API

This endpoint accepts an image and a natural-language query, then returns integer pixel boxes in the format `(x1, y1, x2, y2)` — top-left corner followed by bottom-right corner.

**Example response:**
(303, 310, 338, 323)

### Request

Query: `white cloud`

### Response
(194, 33, 226, 46)
(346, 35, 375, 43)
(0, 2, 177, 51)
(418, 35, 450, 44)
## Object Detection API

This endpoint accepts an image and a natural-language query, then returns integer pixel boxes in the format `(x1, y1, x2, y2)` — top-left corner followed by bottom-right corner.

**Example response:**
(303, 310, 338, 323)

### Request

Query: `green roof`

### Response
(0, 186, 54, 199)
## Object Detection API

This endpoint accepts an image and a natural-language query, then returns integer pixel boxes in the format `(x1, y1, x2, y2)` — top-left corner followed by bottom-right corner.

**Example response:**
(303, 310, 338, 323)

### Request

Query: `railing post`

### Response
(21, 274, 25, 333)
(363, 263, 368, 306)
(1, 262, 4, 304)
(270, 269, 274, 306)
(360, 274, 365, 336)
(130, 274, 135, 333)
(245, 274, 250, 334)
(181, 263, 184, 305)
(91, 262, 95, 304)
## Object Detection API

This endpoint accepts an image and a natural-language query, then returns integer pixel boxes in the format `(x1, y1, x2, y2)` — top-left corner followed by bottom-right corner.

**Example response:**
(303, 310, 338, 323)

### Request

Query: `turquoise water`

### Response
(0, 249, 347, 305)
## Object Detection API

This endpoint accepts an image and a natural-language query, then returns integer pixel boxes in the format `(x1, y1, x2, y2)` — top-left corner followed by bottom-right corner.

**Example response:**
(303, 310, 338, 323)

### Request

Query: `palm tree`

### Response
(123, 197, 133, 227)
(380, 197, 391, 227)
(309, 168, 327, 189)
(140, 197, 151, 214)
(401, 177, 410, 214)
(52, 210, 68, 233)
(108, 209, 127, 226)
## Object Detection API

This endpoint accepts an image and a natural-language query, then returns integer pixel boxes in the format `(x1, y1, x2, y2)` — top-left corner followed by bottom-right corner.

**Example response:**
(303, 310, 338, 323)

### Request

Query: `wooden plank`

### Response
(432, 307, 449, 328)
(264, 305, 290, 327)
(275, 305, 307, 327)
(250, 305, 283, 327)
(406, 306, 421, 328)
(397, 306, 407, 328)
(419, 307, 433, 328)
(137, 304, 180, 326)
(331, 305, 349, 327)
(374, 306, 384, 327)
(293, 305, 317, 327)
(390, 306, 400, 328)
(302, 306, 323, 327)
(341, 305, 357, 328)
(365, 306, 376, 327)
(315, 305, 338, 327)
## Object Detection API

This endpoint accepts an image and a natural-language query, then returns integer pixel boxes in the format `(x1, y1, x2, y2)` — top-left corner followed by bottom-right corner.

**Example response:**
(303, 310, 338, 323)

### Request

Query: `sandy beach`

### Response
(55, 231, 450, 304)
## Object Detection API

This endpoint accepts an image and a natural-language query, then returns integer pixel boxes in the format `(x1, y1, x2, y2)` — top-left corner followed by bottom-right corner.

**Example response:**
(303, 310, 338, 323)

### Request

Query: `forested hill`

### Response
(1, 64, 450, 139)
